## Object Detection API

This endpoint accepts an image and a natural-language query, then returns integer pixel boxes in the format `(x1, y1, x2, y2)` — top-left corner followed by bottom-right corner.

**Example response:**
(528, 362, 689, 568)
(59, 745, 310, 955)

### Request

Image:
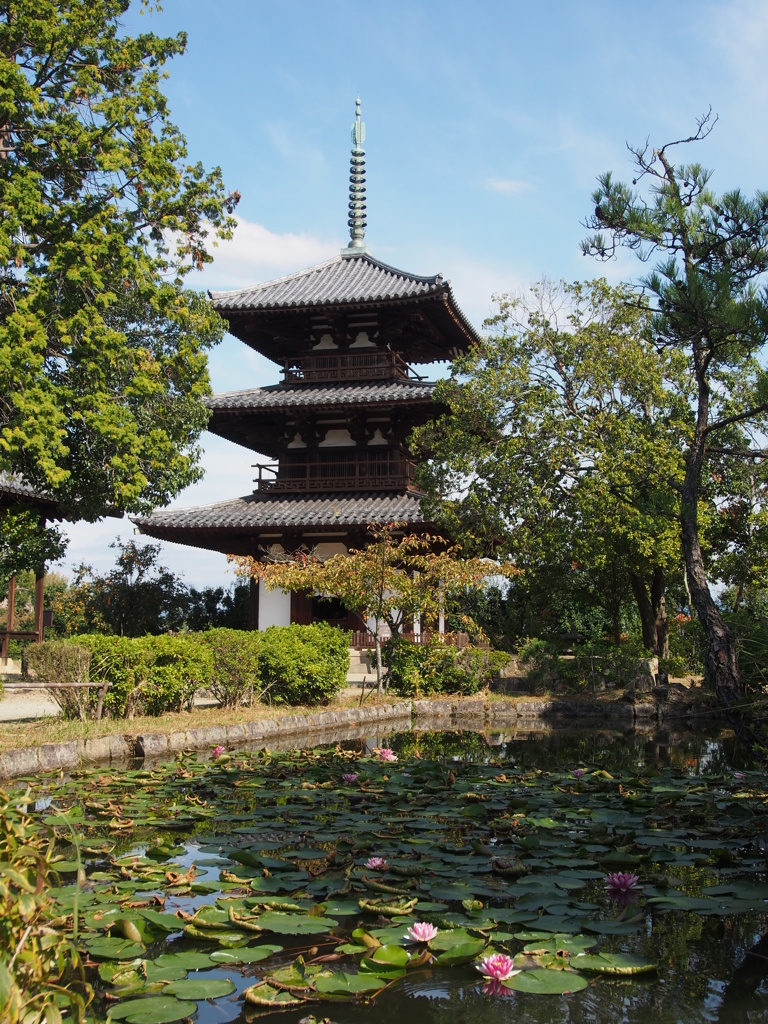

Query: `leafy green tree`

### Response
(415, 279, 689, 657)
(233, 524, 517, 692)
(0, 505, 65, 592)
(0, 1, 238, 548)
(53, 538, 188, 636)
(186, 581, 250, 631)
(583, 112, 768, 714)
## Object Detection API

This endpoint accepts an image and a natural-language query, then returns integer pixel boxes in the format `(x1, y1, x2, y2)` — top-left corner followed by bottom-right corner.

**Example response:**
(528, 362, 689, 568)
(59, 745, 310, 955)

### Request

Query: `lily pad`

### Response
(255, 911, 339, 934)
(434, 938, 488, 965)
(106, 995, 198, 1023)
(85, 937, 145, 960)
(523, 934, 597, 955)
(162, 978, 236, 999)
(154, 952, 219, 971)
(315, 972, 387, 995)
(503, 968, 589, 994)
(571, 952, 657, 975)
(243, 983, 306, 1008)
(209, 944, 284, 964)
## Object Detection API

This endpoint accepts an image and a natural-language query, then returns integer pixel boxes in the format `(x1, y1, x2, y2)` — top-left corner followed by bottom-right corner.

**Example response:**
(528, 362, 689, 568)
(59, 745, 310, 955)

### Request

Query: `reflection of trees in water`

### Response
(378, 727, 738, 773)
(717, 931, 768, 1021)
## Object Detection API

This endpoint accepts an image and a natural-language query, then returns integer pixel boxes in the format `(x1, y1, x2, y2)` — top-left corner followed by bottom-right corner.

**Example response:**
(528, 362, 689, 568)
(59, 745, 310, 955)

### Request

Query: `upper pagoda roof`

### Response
(209, 252, 480, 364)
(211, 252, 450, 311)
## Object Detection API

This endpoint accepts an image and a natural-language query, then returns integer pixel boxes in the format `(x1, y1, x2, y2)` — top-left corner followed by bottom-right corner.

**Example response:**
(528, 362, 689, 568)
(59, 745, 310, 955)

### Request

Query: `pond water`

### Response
(12, 725, 768, 1024)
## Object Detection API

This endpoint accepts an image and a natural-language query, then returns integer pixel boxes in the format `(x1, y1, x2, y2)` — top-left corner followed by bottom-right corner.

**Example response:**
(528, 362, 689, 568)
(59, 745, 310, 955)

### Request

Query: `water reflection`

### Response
(365, 724, 749, 775)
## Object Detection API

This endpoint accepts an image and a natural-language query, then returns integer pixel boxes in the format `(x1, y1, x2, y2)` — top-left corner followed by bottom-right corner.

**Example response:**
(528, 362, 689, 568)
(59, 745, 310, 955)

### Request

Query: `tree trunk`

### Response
(679, 419, 763, 752)
(680, 496, 742, 703)
(650, 568, 669, 659)
(630, 569, 669, 657)
(374, 632, 383, 696)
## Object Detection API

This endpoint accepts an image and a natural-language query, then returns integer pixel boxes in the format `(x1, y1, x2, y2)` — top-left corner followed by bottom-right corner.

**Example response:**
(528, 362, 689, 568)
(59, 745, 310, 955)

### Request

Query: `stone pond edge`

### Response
(0, 696, 715, 780)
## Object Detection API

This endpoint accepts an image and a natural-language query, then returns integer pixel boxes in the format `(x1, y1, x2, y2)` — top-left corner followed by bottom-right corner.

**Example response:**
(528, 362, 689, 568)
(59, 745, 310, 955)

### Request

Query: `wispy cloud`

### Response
(486, 178, 531, 195)
(199, 218, 341, 292)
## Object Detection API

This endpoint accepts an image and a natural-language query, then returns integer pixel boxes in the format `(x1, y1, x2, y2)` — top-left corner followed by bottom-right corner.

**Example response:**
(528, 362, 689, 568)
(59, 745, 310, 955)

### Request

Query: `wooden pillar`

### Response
(34, 570, 45, 642)
(248, 575, 260, 631)
(290, 590, 312, 625)
(1, 575, 15, 663)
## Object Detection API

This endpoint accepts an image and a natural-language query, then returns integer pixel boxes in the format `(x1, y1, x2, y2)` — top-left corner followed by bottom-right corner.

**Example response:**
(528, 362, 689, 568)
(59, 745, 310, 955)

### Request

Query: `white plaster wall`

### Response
(319, 428, 355, 447)
(312, 333, 338, 350)
(313, 541, 348, 560)
(258, 581, 291, 629)
(366, 614, 391, 639)
(349, 331, 375, 348)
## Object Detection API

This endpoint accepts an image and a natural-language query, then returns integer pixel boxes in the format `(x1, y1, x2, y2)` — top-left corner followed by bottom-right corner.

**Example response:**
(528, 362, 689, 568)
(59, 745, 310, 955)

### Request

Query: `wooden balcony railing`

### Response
(282, 351, 424, 384)
(349, 630, 478, 650)
(254, 453, 417, 493)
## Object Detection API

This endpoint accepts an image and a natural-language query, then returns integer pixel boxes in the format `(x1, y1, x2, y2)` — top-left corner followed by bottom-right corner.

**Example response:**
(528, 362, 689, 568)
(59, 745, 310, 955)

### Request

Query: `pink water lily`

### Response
(604, 871, 640, 892)
(405, 921, 438, 943)
(476, 953, 518, 980)
(605, 871, 640, 906)
(212, 745, 225, 758)
(571, 768, 586, 779)
(366, 856, 388, 870)
(377, 748, 398, 762)
(341, 773, 358, 784)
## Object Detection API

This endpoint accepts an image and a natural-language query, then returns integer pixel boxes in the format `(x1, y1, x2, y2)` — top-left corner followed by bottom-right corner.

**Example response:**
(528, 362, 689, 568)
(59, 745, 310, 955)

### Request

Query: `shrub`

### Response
(137, 634, 213, 715)
(74, 634, 213, 717)
(197, 627, 261, 707)
(24, 642, 92, 720)
(723, 609, 768, 693)
(386, 637, 507, 697)
(664, 613, 705, 677)
(74, 635, 145, 717)
(259, 623, 349, 705)
(516, 636, 656, 693)
(571, 638, 654, 692)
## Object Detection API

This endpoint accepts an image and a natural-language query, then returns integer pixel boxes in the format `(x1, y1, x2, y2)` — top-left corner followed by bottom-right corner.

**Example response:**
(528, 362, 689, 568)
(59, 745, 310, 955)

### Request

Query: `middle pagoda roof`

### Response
(209, 250, 480, 364)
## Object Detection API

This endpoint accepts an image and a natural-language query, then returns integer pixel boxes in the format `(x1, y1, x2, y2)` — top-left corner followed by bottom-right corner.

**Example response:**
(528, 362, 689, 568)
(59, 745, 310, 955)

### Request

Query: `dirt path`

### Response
(0, 689, 60, 722)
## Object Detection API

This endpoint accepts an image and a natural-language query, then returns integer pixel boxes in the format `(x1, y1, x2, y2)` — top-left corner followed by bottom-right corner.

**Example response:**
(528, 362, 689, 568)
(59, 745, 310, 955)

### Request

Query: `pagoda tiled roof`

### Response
(209, 251, 480, 364)
(136, 491, 427, 532)
(210, 253, 451, 312)
(206, 379, 436, 412)
(134, 491, 430, 554)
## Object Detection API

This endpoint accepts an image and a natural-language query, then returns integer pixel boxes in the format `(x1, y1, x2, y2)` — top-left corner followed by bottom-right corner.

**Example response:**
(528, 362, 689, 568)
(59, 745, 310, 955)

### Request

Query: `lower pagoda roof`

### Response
(206, 379, 436, 412)
(133, 491, 430, 556)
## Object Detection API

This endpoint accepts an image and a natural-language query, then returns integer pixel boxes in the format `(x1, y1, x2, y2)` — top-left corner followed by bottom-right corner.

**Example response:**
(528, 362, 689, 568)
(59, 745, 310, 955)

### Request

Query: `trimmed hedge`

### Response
(74, 634, 212, 717)
(197, 627, 260, 708)
(23, 624, 349, 718)
(259, 623, 349, 706)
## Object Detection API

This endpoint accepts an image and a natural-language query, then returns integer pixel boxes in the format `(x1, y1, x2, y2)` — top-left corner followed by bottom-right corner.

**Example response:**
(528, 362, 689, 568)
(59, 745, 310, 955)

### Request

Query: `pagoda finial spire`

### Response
(342, 97, 368, 256)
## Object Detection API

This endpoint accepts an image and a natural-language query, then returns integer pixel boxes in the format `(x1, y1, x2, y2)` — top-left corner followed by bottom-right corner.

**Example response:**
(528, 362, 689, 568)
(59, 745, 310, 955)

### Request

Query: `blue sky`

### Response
(59, 0, 768, 588)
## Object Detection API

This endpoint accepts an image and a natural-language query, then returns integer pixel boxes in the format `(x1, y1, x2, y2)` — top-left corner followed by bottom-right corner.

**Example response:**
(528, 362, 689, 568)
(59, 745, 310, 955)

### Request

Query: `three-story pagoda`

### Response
(136, 101, 479, 629)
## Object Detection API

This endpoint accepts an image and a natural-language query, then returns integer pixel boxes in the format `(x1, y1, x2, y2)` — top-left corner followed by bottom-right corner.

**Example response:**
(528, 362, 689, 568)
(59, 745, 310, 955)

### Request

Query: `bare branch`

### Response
(704, 403, 768, 435)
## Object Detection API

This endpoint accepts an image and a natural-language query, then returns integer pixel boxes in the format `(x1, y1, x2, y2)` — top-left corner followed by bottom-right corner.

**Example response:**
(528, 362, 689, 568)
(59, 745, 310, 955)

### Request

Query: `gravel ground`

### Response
(0, 682, 368, 724)
(0, 688, 60, 722)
